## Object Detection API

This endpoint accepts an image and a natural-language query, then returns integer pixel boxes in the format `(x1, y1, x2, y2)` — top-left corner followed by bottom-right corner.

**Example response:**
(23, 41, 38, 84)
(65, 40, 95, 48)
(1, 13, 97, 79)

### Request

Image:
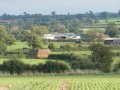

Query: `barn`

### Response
(28, 49, 50, 58)
(104, 38, 120, 45)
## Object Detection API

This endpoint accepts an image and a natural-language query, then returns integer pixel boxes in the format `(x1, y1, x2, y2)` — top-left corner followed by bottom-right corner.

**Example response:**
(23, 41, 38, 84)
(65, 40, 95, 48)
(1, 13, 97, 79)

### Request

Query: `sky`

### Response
(0, 0, 120, 15)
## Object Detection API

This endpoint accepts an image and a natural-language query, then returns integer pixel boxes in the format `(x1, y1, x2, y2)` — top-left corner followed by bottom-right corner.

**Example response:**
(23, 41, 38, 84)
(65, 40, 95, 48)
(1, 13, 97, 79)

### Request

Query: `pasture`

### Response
(0, 59, 49, 65)
(0, 75, 120, 90)
(5, 41, 120, 67)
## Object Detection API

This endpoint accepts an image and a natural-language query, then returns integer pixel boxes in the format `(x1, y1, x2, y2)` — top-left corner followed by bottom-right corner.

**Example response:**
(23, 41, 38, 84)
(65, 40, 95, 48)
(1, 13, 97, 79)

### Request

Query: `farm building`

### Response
(43, 33, 81, 40)
(104, 38, 120, 45)
(28, 49, 50, 58)
(43, 34, 55, 40)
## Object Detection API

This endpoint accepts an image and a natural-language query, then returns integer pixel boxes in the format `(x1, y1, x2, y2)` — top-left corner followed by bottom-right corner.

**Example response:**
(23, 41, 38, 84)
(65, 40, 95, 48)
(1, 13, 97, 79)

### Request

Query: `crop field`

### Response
(0, 75, 120, 90)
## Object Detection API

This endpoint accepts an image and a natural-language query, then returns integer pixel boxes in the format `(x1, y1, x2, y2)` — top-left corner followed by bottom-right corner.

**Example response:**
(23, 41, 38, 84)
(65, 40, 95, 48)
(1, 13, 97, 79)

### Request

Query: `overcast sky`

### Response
(0, 0, 120, 15)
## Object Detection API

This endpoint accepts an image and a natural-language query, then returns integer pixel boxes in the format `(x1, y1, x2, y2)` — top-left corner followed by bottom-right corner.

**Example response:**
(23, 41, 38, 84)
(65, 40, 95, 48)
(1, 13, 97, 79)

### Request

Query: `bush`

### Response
(0, 59, 71, 74)
(113, 62, 120, 72)
(60, 44, 72, 51)
(0, 64, 5, 73)
(3, 60, 26, 75)
(30, 64, 38, 74)
(48, 53, 94, 70)
(70, 57, 95, 70)
(41, 61, 70, 73)
(48, 43, 55, 51)
(37, 63, 44, 73)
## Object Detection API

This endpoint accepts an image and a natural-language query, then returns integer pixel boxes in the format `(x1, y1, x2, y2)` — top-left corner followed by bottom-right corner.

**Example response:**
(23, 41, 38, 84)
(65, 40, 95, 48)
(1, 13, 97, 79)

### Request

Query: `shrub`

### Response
(0, 42, 7, 55)
(113, 62, 120, 72)
(48, 53, 95, 70)
(30, 64, 38, 74)
(3, 60, 26, 75)
(41, 61, 70, 73)
(0, 64, 5, 73)
(37, 63, 44, 73)
(70, 56, 95, 70)
(48, 43, 55, 51)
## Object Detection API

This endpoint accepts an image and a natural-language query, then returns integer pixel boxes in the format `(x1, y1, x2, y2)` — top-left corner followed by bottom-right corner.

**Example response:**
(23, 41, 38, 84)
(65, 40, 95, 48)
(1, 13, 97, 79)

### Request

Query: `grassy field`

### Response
(0, 59, 50, 65)
(7, 41, 78, 51)
(0, 75, 120, 90)
(5, 41, 120, 66)
(97, 18, 120, 24)
(7, 42, 29, 51)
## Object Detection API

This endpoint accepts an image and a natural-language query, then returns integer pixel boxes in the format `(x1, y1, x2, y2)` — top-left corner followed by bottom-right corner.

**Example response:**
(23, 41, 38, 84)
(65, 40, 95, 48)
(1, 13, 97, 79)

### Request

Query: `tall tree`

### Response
(86, 29, 104, 44)
(0, 25, 15, 54)
(89, 44, 113, 72)
(0, 25, 15, 45)
(51, 11, 56, 16)
(105, 22, 118, 37)
(25, 25, 48, 49)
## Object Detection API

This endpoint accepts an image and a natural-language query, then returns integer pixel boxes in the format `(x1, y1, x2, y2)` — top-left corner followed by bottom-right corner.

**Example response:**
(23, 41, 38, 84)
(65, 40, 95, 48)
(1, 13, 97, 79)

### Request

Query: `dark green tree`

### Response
(25, 25, 48, 49)
(0, 42, 7, 55)
(89, 44, 113, 72)
(105, 22, 118, 37)
(0, 25, 15, 55)
(48, 43, 55, 51)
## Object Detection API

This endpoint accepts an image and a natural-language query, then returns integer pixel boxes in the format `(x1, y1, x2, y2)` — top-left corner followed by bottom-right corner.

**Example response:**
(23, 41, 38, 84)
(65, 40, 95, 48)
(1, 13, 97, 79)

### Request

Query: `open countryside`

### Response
(0, 0, 120, 90)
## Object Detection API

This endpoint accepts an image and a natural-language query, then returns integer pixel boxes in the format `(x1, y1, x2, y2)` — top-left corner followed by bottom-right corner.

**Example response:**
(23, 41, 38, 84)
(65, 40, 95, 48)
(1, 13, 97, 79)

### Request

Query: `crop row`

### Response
(10, 80, 120, 90)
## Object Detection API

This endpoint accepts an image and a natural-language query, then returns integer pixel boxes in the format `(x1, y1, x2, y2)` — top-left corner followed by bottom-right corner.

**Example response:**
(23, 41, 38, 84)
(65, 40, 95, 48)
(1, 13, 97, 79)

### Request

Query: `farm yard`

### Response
(0, 75, 120, 90)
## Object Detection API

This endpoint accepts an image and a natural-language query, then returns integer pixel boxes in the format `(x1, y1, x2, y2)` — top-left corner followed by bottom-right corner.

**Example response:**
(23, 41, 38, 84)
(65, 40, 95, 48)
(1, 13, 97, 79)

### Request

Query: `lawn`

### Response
(0, 75, 120, 90)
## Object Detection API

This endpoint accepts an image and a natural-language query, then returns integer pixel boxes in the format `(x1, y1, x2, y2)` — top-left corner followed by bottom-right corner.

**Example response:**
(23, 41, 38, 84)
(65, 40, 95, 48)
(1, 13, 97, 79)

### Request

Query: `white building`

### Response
(43, 34, 55, 40)
(72, 36, 81, 40)
(43, 33, 81, 40)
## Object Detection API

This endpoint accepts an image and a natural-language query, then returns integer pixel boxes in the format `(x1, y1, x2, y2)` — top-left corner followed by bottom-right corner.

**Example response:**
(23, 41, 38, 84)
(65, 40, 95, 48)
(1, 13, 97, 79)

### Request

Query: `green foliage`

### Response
(105, 22, 119, 37)
(29, 61, 70, 74)
(86, 29, 104, 43)
(3, 59, 26, 75)
(41, 61, 70, 73)
(0, 25, 15, 55)
(0, 59, 70, 74)
(70, 56, 95, 69)
(0, 42, 7, 55)
(48, 53, 94, 70)
(89, 44, 113, 72)
(23, 25, 48, 49)
(60, 44, 72, 51)
(48, 43, 55, 51)
(113, 62, 120, 72)
(0, 25, 15, 45)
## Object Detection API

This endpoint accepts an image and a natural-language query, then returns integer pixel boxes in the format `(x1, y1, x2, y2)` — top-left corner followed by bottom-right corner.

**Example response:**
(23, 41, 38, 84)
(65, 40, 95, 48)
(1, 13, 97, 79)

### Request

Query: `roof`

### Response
(105, 38, 120, 40)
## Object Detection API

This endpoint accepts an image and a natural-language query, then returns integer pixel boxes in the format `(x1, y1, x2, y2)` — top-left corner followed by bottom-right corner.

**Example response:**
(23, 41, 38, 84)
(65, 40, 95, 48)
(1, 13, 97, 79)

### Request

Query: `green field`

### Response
(0, 59, 50, 65)
(0, 75, 120, 90)
(7, 42, 29, 51)
(5, 41, 120, 67)
(7, 41, 77, 51)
